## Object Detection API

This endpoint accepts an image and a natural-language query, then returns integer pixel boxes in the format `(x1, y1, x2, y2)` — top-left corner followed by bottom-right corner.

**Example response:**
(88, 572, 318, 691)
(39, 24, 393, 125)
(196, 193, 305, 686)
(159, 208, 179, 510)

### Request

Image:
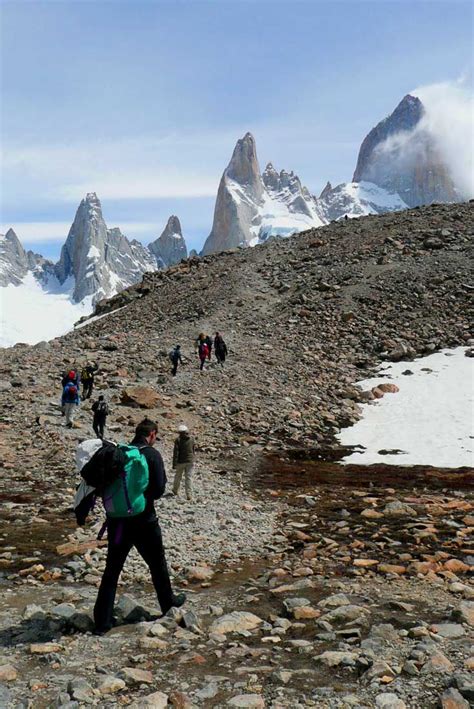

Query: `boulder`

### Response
(120, 387, 160, 409)
(439, 688, 469, 709)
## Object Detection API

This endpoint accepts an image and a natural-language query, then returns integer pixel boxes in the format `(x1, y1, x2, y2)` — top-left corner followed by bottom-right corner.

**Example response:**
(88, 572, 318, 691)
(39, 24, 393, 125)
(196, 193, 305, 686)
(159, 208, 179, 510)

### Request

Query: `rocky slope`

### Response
(352, 95, 458, 208)
(0, 202, 472, 708)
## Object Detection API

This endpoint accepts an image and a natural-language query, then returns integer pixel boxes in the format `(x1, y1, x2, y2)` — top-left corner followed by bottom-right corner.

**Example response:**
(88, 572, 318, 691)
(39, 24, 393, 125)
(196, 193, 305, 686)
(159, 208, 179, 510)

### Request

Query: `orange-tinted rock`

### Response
(120, 386, 160, 409)
(353, 559, 379, 567)
(378, 383, 400, 393)
(378, 564, 407, 575)
(444, 559, 470, 574)
(361, 508, 383, 519)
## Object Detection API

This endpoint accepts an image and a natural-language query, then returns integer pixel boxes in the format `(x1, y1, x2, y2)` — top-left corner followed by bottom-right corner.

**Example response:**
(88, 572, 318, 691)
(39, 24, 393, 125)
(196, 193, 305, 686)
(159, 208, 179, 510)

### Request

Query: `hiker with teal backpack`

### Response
(79, 418, 186, 634)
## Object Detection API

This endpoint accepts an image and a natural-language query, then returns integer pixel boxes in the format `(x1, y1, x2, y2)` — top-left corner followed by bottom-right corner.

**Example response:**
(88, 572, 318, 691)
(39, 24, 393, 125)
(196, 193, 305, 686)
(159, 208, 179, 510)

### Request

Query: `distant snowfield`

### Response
(338, 347, 474, 468)
(0, 272, 93, 347)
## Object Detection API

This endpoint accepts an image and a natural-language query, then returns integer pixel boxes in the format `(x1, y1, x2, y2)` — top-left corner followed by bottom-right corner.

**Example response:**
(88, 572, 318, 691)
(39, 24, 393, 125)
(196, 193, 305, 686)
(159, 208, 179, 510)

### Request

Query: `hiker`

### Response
(91, 395, 109, 439)
(169, 345, 183, 377)
(214, 331, 228, 365)
(92, 418, 186, 634)
(62, 379, 80, 428)
(195, 332, 205, 351)
(61, 368, 80, 389)
(204, 334, 213, 361)
(82, 362, 99, 399)
(198, 340, 209, 371)
(172, 424, 195, 501)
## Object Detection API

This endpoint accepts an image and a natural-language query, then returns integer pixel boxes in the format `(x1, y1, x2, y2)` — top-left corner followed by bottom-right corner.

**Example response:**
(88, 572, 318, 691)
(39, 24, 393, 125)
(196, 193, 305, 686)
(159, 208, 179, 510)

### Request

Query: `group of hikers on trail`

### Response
(75, 418, 196, 633)
(61, 363, 108, 432)
(169, 331, 228, 376)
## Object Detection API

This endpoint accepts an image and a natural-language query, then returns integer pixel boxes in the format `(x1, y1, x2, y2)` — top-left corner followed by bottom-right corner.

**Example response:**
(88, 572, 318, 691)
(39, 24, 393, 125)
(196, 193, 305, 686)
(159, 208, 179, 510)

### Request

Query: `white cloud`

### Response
(57, 175, 218, 201)
(2, 130, 240, 204)
(412, 79, 474, 198)
(0, 220, 161, 243)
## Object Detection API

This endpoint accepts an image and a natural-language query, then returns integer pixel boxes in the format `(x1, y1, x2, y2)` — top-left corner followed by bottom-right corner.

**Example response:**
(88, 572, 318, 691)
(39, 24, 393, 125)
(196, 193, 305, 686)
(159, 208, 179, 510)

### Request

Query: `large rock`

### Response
(440, 688, 470, 709)
(120, 386, 160, 409)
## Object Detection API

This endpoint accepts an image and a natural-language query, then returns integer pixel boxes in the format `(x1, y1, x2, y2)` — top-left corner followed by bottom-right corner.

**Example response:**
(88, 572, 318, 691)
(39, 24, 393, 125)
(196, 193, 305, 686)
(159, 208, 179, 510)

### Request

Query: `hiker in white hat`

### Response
(172, 424, 195, 501)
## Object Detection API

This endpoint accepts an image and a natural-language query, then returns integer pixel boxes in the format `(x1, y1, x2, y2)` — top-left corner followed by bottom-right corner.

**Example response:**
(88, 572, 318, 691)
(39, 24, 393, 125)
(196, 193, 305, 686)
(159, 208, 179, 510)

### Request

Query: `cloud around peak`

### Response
(412, 78, 474, 198)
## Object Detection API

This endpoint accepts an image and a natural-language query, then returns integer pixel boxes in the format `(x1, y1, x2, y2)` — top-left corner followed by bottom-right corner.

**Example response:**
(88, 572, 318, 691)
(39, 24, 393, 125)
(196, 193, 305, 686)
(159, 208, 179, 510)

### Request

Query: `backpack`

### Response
(95, 401, 108, 416)
(74, 439, 104, 525)
(81, 442, 149, 518)
(64, 383, 78, 401)
(81, 368, 92, 381)
(169, 349, 178, 363)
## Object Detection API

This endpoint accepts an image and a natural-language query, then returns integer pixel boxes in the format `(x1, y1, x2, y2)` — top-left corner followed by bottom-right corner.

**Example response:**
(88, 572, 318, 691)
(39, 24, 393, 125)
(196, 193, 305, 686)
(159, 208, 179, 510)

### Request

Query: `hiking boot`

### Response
(162, 592, 186, 615)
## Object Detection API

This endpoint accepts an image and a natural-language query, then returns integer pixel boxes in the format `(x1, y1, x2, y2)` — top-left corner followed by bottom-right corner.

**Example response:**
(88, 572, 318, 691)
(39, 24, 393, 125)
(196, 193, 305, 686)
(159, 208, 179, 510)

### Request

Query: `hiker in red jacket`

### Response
(198, 341, 209, 371)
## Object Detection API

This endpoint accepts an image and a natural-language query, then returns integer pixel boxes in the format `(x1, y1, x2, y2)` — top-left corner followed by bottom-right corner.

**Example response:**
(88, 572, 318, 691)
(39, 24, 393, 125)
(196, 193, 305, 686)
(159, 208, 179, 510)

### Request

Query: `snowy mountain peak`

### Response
(148, 215, 187, 267)
(319, 181, 333, 199)
(353, 94, 457, 207)
(225, 132, 264, 199)
(1, 229, 25, 286)
(202, 135, 327, 255)
(55, 193, 159, 304)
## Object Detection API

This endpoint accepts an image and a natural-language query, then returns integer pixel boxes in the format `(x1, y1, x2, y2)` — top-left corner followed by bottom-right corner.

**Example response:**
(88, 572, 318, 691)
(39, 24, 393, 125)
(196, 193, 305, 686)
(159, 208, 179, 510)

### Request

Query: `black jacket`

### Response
(131, 435, 167, 519)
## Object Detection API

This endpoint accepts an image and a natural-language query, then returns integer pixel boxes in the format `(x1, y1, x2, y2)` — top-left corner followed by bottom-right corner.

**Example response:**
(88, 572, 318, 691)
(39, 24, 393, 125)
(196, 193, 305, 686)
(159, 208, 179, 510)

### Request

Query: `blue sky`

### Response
(1, 0, 473, 257)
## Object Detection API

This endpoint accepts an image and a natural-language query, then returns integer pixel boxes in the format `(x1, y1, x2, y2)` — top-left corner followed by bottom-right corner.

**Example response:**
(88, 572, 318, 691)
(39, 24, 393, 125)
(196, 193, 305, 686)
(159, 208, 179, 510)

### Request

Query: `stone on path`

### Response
(0, 665, 17, 681)
(383, 501, 417, 517)
(440, 688, 470, 709)
(130, 690, 169, 708)
(97, 676, 126, 694)
(29, 642, 62, 654)
(186, 565, 214, 582)
(432, 623, 465, 639)
(119, 667, 153, 685)
(210, 611, 262, 635)
(314, 651, 359, 667)
(453, 601, 474, 626)
(375, 693, 407, 709)
(227, 694, 265, 708)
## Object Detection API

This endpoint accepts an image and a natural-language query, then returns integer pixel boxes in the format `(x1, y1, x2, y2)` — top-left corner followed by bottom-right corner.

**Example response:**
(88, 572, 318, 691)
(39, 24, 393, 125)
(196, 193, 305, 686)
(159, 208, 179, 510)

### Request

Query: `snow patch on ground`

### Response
(338, 347, 474, 467)
(0, 272, 93, 347)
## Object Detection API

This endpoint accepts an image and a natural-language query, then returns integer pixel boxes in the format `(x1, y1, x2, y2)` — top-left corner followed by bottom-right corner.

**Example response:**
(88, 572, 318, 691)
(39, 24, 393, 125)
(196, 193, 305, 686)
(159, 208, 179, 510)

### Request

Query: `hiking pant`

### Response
(171, 361, 179, 377)
(215, 350, 226, 365)
(83, 380, 93, 399)
(173, 463, 194, 499)
(64, 402, 76, 425)
(93, 416, 105, 439)
(94, 516, 174, 632)
(199, 357, 206, 371)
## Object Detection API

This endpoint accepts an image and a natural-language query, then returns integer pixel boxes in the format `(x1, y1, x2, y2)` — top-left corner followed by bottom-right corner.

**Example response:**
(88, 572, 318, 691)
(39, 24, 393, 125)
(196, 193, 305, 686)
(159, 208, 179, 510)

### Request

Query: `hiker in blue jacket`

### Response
(62, 380, 80, 428)
(93, 418, 186, 634)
